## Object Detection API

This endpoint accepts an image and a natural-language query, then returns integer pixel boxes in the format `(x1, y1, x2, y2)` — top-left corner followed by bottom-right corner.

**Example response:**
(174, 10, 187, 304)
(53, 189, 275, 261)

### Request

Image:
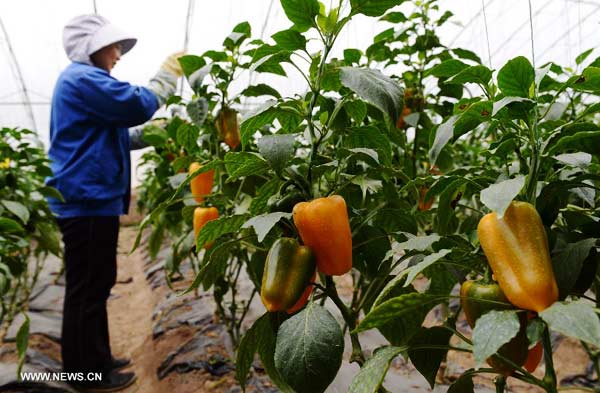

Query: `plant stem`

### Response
(325, 276, 365, 365)
(494, 375, 506, 393)
(542, 326, 558, 393)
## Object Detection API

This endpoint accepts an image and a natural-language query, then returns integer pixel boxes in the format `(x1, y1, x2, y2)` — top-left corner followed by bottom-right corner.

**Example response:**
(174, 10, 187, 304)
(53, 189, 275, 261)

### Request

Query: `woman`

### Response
(47, 14, 182, 391)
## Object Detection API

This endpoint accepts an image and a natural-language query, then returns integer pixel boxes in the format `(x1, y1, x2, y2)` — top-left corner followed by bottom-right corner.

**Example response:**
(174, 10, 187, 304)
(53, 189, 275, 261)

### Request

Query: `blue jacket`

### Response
(47, 62, 159, 217)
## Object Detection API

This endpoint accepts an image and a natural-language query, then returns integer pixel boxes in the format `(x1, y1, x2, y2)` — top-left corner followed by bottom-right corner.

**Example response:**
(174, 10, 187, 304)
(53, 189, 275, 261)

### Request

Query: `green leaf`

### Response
(339, 67, 403, 123)
(526, 318, 545, 348)
(176, 123, 200, 152)
(436, 178, 467, 234)
(224, 32, 247, 49)
(224, 152, 270, 180)
(233, 21, 252, 37)
(240, 100, 279, 147)
(166, 96, 182, 107)
(453, 48, 482, 64)
(345, 148, 379, 165)
(201, 50, 227, 62)
(36, 222, 61, 256)
(0, 273, 7, 296)
(578, 102, 600, 118)
(373, 283, 431, 346)
(447, 372, 474, 393)
(242, 212, 291, 242)
(236, 313, 268, 389)
(257, 134, 296, 173)
(408, 327, 453, 388)
(346, 126, 392, 166)
(240, 84, 282, 99)
(498, 56, 535, 98)
(350, 0, 405, 17)
(554, 152, 592, 168)
(272, 29, 307, 51)
(540, 300, 600, 347)
(186, 98, 208, 127)
(38, 186, 64, 202)
(280, 0, 319, 31)
(257, 316, 294, 393)
(353, 225, 390, 279)
(429, 115, 458, 166)
(347, 346, 405, 393)
(344, 49, 362, 64)
(472, 310, 520, 368)
(355, 293, 444, 333)
(0, 217, 24, 233)
(404, 249, 452, 286)
(480, 176, 526, 217)
(380, 11, 406, 23)
(196, 214, 249, 251)
(453, 101, 493, 137)
(396, 234, 441, 252)
(576, 48, 594, 65)
(372, 208, 418, 235)
(445, 65, 492, 85)
(344, 100, 367, 123)
(552, 238, 596, 298)
(275, 303, 344, 393)
(188, 64, 212, 92)
(427, 59, 469, 78)
(492, 96, 534, 116)
(178, 55, 206, 78)
(429, 115, 459, 166)
(187, 238, 234, 292)
(250, 177, 280, 215)
(142, 124, 167, 147)
(351, 175, 382, 200)
(1, 200, 29, 225)
(232, 312, 291, 392)
(573, 67, 600, 92)
(16, 313, 30, 377)
(548, 130, 600, 156)
(224, 22, 251, 49)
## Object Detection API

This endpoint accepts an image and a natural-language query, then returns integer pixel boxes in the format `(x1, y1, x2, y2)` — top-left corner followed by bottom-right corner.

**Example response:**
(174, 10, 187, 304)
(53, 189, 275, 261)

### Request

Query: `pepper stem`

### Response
(494, 375, 506, 393)
(542, 326, 558, 393)
(483, 264, 493, 284)
(324, 276, 365, 365)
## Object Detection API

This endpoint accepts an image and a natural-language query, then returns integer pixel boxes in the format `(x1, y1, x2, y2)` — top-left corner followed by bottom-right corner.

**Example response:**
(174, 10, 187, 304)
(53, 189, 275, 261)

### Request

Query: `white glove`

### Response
(147, 52, 186, 106)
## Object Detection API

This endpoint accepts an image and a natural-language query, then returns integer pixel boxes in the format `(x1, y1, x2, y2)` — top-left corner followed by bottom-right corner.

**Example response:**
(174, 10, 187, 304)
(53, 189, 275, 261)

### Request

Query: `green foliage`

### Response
(274, 303, 344, 393)
(134, 0, 600, 391)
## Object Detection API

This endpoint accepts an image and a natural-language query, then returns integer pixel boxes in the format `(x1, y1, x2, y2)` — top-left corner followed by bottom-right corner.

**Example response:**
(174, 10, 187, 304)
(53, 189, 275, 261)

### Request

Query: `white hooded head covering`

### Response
(63, 14, 137, 65)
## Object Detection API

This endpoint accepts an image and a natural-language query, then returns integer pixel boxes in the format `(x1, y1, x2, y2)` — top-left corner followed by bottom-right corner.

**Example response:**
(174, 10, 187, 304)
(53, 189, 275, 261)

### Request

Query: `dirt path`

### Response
(107, 225, 158, 392)
(106, 225, 232, 393)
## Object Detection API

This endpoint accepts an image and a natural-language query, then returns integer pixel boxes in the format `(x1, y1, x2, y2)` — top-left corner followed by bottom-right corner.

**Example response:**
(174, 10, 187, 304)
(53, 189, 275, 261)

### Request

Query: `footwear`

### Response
(72, 370, 136, 392)
(110, 356, 131, 370)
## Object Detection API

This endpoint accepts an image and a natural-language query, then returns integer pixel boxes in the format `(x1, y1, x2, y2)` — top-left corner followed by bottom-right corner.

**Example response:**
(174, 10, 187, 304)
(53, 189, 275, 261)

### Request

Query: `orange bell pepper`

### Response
(193, 207, 219, 249)
(292, 195, 353, 276)
(189, 162, 214, 203)
(477, 201, 558, 312)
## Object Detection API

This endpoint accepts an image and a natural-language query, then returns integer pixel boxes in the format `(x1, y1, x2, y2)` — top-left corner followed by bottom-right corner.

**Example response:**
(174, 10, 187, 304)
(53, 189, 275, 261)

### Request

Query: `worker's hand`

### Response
(161, 51, 186, 77)
(150, 118, 167, 128)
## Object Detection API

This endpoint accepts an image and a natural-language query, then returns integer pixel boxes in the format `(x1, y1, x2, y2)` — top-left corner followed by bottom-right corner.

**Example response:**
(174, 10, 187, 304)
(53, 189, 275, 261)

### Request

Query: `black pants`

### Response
(57, 216, 119, 373)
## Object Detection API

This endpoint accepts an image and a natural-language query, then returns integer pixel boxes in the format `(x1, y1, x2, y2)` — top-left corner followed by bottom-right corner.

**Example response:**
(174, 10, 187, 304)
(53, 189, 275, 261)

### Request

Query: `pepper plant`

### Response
(0, 127, 62, 374)
(133, 0, 600, 392)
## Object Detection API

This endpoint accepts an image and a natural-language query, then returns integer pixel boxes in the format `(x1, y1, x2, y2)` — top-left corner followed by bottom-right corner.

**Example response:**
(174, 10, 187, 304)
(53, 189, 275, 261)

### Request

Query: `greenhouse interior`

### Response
(1, 0, 599, 392)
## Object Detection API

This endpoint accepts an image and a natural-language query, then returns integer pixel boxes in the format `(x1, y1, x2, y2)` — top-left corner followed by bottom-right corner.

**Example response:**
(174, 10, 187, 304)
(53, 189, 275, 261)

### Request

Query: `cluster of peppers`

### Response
(188, 158, 353, 314)
(261, 195, 353, 314)
(190, 106, 242, 245)
(462, 201, 559, 374)
(189, 161, 218, 249)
